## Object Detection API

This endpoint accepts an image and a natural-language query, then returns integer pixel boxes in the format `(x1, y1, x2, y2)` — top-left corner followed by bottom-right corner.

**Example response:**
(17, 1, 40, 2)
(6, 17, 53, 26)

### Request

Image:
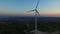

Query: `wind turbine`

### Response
(27, 0, 40, 34)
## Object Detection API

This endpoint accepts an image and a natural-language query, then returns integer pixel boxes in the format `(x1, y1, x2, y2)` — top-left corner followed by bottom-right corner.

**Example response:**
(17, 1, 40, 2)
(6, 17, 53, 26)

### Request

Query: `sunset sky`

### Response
(0, 0, 60, 17)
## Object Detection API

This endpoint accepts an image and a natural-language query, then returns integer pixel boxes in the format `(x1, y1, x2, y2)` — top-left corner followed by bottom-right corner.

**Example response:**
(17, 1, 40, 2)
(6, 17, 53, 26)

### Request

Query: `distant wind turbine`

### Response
(26, 0, 40, 34)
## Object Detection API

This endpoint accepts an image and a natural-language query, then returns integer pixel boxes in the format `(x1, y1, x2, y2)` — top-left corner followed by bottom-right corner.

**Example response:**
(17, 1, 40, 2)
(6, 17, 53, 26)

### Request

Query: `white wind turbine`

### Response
(26, 0, 40, 34)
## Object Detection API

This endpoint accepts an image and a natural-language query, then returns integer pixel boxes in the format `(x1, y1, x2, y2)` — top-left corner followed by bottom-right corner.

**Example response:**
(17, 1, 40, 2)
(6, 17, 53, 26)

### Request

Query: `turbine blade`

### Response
(26, 10, 35, 12)
(36, 10, 40, 16)
(37, 12, 40, 16)
(35, 0, 40, 9)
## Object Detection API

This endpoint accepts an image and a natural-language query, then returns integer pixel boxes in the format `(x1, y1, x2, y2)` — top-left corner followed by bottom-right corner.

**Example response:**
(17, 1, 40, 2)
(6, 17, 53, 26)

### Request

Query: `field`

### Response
(0, 17, 60, 34)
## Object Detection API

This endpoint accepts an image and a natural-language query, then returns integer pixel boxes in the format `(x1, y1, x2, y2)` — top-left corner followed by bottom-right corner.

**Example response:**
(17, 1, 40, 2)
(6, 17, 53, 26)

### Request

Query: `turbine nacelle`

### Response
(27, 9, 40, 16)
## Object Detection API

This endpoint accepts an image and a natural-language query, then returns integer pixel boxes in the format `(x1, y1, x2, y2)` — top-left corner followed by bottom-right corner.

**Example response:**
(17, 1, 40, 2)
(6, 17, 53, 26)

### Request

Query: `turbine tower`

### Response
(27, 0, 40, 34)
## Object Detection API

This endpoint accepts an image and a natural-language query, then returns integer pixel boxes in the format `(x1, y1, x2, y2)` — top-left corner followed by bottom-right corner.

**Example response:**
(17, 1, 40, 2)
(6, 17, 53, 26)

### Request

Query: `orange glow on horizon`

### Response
(41, 14, 60, 16)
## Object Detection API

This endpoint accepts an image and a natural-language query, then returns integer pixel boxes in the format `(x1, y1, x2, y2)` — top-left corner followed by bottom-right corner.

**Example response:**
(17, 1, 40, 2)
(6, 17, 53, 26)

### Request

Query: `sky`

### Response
(0, 0, 60, 17)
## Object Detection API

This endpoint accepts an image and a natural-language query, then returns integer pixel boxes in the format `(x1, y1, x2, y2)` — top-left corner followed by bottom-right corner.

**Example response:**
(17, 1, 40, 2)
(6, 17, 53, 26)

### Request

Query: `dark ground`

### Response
(0, 16, 60, 34)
